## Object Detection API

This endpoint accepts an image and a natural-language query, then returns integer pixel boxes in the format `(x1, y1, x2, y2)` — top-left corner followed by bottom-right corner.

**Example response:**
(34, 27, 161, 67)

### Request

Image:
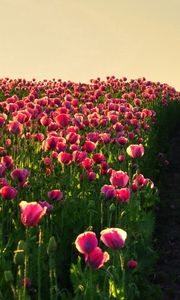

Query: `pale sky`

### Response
(0, 0, 180, 90)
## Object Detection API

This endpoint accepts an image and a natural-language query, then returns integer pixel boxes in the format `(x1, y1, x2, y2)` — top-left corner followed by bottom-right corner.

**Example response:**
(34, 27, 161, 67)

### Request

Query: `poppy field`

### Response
(0, 76, 180, 300)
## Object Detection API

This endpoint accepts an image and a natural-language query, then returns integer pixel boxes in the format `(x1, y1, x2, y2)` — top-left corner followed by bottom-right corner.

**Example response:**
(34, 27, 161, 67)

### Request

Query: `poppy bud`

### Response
(47, 236, 57, 255)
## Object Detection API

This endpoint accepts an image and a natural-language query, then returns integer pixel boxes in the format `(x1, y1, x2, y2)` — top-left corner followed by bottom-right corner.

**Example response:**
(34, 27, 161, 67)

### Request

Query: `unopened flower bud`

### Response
(47, 236, 57, 255)
(13, 240, 26, 265)
(4, 270, 13, 282)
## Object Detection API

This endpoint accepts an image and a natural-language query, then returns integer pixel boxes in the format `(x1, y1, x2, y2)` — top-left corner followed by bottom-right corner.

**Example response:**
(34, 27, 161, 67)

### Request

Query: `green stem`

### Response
(88, 267, 93, 300)
(23, 228, 29, 300)
(100, 198, 103, 230)
(38, 225, 42, 300)
(119, 251, 125, 298)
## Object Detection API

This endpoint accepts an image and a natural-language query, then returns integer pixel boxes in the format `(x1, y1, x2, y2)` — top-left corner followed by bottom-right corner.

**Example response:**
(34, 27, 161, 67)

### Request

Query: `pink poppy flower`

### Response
(87, 171, 96, 181)
(110, 170, 129, 188)
(19, 201, 47, 227)
(0, 185, 17, 200)
(100, 228, 127, 250)
(42, 136, 59, 151)
(58, 152, 72, 165)
(21, 277, 32, 289)
(21, 277, 31, 288)
(55, 113, 71, 127)
(101, 185, 116, 200)
(83, 141, 97, 153)
(116, 136, 128, 145)
(56, 142, 67, 153)
(33, 133, 44, 142)
(0, 116, 6, 127)
(48, 189, 63, 201)
(7, 120, 23, 134)
(1, 156, 13, 169)
(75, 231, 98, 254)
(40, 116, 52, 126)
(131, 173, 148, 191)
(85, 247, 109, 270)
(11, 168, 30, 185)
(127, 260, 138, 268)
(81, 158, 93, 170)
(92, 153, 105, 164)
(0, 178, 8, 187)
(0, 164, 6, 177)
(72, 151, 87, 164)
(100, 161, 109, 175)
(126, 144, 144, 158)
(115, 188, 131, 203)
(39, 201, 53, 212)
(66, 132, 80, 144)
(5, 138, 12, 146)
(118, 155, 126, 162)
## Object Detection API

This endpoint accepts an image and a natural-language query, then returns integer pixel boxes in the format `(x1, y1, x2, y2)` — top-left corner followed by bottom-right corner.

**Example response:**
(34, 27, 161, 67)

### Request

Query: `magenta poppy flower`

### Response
(116, 136, 128, 145)
(72, 151, 87, 164)
(101, 185, 116, 200)
(75, 231, 98, 254)
(115, 188, 131, 203)
(92, 153, 105, 164)
(43, 136, 59, 151)
(0, 116, 6, 127)
(0, 164, 6, 177)
(48, 189, 63, 201)
(7, 120, 23, 134)
(19, 201, 47, 227)
(110, 170, 129, 188)
(85, 247, 109, 270)
(100, 228, 127, 250)
(127, 260, 138, 268)
(118, 155, 126, 163)
(87, 171, 96, 181)
(126, 144, 144, 158)
(55, 113, 71, 127)
(131, 173, 148, 191)
(0, 185, 17, 200)
(1, 156, 13, 169)
(66, 132, 80, 144)
(100, 133, 111, 144)
(11, 168, 30, 185)
(0, 147, 7, 156)
(0, 178, 8, 187)
(81, 158, 93, 170)
(58, 152, 72, 165)
(83, 141, 97, 153)
(39, 201, 53, 212)
(21, 277, 31, 288)
(33, 133, 44, 142)
(56, 142, 67, 153)
(5, 138, 12, 146)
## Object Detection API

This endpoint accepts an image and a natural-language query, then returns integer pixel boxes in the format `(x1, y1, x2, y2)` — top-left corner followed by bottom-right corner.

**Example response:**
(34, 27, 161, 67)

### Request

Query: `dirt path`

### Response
(154, 131, 180, 299)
